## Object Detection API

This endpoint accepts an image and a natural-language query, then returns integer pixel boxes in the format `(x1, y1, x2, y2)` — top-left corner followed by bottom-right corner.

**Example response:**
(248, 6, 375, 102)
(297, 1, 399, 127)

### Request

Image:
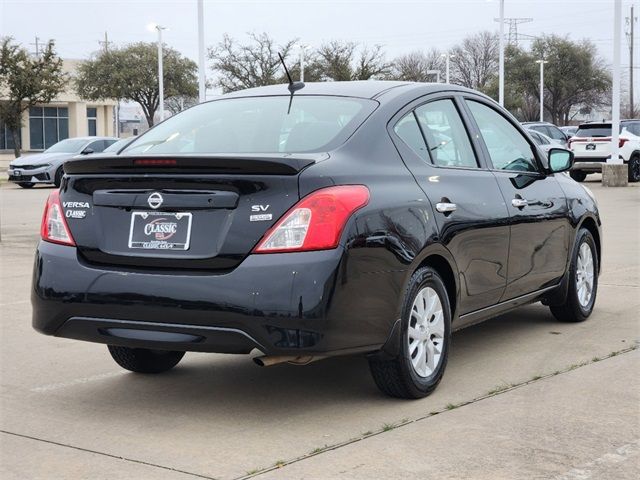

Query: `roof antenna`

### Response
(278, 52, 304, 114)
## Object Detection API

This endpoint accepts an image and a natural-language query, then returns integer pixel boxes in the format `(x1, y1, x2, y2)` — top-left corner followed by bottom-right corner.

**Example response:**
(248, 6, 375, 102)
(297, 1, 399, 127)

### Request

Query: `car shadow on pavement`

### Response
(47, 303, 564, 420)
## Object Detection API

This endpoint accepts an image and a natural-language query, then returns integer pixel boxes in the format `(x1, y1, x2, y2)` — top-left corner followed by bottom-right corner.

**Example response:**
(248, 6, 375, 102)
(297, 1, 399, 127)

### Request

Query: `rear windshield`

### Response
(574, 123, 640, 137)
(123, 95, 376, 155)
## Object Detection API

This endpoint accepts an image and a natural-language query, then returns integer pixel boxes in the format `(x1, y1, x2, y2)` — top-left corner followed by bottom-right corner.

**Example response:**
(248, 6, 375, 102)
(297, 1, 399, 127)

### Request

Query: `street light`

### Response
(499, 0, 505, 106)
(535, 59, 548, 122)
(197, 0, 206, 103)
(440, 52, 455, 83)
(298, 44, 311, 82)
(148, 23, 167, 122)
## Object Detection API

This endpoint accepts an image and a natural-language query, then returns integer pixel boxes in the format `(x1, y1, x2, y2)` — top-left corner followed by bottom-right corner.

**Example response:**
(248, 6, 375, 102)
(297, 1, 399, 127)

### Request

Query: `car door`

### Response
(390, 96, 511, 316)
(463, 98, 571, 301)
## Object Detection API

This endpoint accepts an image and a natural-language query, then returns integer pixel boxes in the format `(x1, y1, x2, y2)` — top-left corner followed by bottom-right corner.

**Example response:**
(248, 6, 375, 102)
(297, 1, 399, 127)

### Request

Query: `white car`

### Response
(526, 128, 563, 154)
(569, 120, 640, 182)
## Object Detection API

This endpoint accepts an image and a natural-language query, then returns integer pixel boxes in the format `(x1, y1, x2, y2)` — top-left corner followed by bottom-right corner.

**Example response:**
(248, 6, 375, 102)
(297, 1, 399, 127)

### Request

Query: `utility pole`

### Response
(98, 32, 112, 53)
(611, 0, 622, 166)
(626, 5, 636, 117)
(29, 36, 40, 57)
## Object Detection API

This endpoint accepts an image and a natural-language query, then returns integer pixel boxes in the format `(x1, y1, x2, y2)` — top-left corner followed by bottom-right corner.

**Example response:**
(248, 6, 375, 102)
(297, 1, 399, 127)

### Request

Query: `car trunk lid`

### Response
(61, 154, 323, 270)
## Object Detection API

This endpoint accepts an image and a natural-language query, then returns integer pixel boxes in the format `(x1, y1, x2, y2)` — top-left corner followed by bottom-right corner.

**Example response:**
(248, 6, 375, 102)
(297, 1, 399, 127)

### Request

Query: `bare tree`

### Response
(165, 96, 198, 115)
(389, 49, 444, 82)
(208, 32, 297, 93)
(313, 41, 391, 81)
(450, 31, 499, 92)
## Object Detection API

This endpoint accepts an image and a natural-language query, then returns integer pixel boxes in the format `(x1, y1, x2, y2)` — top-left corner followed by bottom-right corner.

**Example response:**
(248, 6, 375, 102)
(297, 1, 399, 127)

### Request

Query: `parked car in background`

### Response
(102, 136, 137, 154)
(560, 126, 578, 138)
(33, 81, 600, 399)
(569, 120, 640, 182)
(526, 128, 559, 154)
(8, 136, 118, 188)
(522, 121, 569, 147)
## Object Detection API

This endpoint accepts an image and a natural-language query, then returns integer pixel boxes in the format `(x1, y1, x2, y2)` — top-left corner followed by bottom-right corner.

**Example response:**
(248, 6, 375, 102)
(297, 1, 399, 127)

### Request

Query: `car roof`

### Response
(219, 81, 477, 101)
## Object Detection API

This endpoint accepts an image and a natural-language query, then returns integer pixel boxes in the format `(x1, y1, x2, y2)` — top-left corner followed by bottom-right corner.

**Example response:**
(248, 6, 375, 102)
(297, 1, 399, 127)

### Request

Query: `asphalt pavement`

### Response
(0, 177, 638, 479)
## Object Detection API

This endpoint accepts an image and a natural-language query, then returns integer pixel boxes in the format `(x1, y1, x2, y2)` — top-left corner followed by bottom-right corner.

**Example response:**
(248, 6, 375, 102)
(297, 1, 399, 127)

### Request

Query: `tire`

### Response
(54, 167, 64, 188)
(570, 171, 587, 182)
(550, 228, 598, 323)
(628, 154, 640, 182)
(107, 345, 185, 373)
(17, 182, 34, 189)
(368, 266, 452, 399)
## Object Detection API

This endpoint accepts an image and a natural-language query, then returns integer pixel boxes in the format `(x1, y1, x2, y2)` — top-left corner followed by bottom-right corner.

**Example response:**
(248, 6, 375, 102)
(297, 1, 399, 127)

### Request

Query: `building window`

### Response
(0, 121, 20, 151)
(29, 106, 69, 150)
(87, 107, 97, 136)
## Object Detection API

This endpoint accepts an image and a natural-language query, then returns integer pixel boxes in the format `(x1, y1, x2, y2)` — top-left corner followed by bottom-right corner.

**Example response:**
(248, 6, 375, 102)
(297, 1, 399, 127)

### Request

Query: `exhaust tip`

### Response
(253, 357, 266, 367)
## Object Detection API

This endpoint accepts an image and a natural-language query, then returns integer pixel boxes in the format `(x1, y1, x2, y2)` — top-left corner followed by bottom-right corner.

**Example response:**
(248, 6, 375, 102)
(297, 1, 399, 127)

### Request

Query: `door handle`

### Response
(436, 202, 457, 214)
(511, 198, 529, 208)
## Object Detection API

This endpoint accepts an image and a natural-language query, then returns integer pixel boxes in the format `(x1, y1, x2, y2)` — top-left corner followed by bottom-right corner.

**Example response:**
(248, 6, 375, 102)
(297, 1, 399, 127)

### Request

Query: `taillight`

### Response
(253, 185, 370, 253)
(41, 190, 75, 246)
(619, 138, 628, 148)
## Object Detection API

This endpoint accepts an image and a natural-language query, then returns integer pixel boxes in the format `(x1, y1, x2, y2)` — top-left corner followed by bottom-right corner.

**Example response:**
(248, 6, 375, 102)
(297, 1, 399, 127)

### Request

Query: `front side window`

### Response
(123, 96, 376, 155)
(414, 99, 478, 168)
(467, 101, 538, 173)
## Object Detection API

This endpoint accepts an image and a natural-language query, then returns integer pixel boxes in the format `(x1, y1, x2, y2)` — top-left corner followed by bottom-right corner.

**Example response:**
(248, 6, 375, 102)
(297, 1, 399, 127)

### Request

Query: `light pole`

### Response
(498, 0, 505, 106)
(148, 23, 167, 122)
(441, 52, 455, 83)
(536, 59, 548, 122)
(197, 0, 206, 102)
(299, 45, 310, 82)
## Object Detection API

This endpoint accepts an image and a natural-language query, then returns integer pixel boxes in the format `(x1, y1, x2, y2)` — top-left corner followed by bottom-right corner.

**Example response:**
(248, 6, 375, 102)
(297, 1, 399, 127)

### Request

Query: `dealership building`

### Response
(0, 59, 117, 153)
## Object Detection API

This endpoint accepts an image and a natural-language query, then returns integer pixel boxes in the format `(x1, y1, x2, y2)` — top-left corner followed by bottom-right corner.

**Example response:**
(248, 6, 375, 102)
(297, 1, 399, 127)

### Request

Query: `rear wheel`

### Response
(107, 345, 185, 373)
(17, 182, 34, 189)
(628, 154, 640, 182)
(550, 228, 598, 322)
(368, 266, 451, 399)
(570, 171, 587, 182)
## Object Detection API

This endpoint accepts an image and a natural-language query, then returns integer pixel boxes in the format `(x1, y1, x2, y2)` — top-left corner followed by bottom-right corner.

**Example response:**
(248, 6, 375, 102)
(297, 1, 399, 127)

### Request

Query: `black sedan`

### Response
(33, 81, 601, 398)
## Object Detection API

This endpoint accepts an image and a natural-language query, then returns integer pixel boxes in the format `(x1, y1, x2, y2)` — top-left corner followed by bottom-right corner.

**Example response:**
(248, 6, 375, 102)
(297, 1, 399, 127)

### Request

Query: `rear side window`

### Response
(414, 99, 478, 168)
(467, 101, 538, 173)
(394, 113, 429, 161)
(123, 96, 376, 155)
(623, 122, 640, 136)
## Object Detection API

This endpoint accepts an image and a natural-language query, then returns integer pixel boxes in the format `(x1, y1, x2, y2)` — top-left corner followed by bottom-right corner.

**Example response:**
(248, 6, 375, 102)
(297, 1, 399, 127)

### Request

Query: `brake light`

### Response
(619, 138, 628, 148)
(253, 185, 370, 253)
(133, 159, 177, 166)
(40, 190, 75, 246)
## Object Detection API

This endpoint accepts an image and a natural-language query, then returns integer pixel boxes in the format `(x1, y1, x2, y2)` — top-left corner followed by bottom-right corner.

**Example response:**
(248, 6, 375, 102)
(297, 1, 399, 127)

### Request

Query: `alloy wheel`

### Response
(576, 242, 595, 308)
(407, 287, 445, 377)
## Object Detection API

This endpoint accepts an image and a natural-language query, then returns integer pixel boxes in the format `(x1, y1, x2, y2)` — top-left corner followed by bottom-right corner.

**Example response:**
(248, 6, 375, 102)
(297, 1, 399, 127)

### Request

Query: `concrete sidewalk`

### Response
(258, 349, 640, 480)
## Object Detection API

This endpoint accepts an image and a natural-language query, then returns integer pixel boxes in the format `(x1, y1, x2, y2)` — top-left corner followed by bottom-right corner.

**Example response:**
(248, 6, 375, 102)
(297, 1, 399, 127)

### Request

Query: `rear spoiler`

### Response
(64, 153, 327, 176)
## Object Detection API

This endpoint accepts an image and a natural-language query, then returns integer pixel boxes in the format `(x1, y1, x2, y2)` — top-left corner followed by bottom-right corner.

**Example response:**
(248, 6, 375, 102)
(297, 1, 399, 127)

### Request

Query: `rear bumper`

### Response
(32, 241, 392, 356)
(572, 156, 627, 172)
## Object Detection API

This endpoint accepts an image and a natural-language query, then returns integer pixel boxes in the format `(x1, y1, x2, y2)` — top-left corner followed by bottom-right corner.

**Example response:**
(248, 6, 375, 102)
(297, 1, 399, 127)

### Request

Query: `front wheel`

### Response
(570, 171, 587, 182)
(550, 228, 598, 322)
(54, 167, 64, 188)
(628, 155, 640, 182)
(108, 345, 185, 373)
(368, 266, 451, 399)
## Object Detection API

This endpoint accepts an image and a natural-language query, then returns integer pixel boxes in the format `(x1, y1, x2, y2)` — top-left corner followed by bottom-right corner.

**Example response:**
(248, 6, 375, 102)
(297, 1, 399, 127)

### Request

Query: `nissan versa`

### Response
(32, 82, 601, 398)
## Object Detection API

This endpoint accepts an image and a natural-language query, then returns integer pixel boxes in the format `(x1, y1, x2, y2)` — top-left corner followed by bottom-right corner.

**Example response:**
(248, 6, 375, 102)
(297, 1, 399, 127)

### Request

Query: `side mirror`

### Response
(548, 148, 574, 173)
(81, 147, 94, 155)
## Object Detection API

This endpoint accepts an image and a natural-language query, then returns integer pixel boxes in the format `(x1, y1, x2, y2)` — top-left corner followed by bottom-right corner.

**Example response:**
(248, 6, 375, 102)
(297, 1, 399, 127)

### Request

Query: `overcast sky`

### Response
(0, 0, 632, 94)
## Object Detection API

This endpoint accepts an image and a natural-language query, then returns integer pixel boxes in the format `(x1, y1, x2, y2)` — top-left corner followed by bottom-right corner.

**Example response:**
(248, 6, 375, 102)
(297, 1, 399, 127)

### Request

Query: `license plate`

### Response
(128, 211, 192, 251)
(586, 143, 596, 151)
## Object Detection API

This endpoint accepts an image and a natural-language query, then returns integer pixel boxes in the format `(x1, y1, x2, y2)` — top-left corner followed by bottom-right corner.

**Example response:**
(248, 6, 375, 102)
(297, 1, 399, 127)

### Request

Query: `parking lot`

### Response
(0, 177, 638, 479)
